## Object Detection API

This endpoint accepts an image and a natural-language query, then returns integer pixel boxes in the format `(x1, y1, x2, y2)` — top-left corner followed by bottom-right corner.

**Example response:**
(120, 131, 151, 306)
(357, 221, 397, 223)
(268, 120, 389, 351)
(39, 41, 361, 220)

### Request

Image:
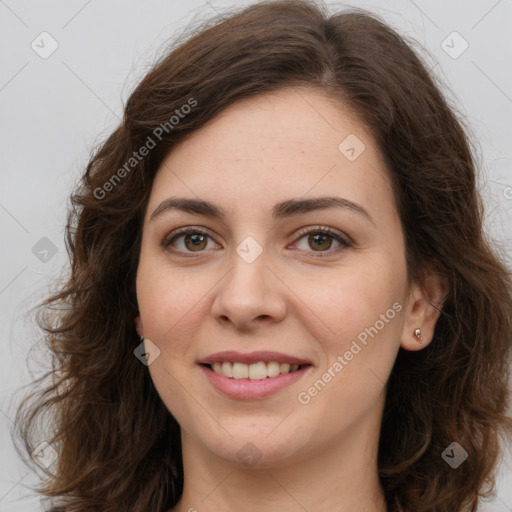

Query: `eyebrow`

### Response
(149, 196, 375, 225)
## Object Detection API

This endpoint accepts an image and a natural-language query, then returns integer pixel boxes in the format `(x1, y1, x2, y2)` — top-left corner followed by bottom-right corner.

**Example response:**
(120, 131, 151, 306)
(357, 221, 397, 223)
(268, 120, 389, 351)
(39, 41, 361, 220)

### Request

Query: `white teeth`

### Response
(267, 361, 280, 377)
(221, 361, 233, 377)
(280, 363, 290, 374)
(249, 362, 267, 380)
(232, 362, 249, 379)
(209, 361, 303, 379)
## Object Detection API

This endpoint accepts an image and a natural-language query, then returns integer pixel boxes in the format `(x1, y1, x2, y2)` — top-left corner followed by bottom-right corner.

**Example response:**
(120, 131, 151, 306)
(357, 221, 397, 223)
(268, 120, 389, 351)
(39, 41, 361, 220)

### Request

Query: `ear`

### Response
(400, 270, 448, 351)
(134, 315, 144, 339)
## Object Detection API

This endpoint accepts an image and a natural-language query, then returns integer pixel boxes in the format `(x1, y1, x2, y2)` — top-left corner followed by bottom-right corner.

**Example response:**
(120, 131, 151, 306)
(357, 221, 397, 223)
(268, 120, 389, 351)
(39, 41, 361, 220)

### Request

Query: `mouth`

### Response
(200, 361, 310, 380)
(198, 361, 313, 400)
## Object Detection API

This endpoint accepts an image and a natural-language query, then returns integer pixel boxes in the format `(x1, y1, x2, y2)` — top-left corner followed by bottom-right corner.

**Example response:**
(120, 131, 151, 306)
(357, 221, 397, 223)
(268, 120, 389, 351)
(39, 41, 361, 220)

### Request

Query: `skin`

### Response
(135, 86, 445, 512)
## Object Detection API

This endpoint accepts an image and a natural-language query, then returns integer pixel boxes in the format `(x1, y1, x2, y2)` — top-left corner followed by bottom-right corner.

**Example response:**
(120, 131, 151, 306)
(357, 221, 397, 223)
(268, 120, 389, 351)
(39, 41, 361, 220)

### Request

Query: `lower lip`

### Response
(199, 364, 312, 400)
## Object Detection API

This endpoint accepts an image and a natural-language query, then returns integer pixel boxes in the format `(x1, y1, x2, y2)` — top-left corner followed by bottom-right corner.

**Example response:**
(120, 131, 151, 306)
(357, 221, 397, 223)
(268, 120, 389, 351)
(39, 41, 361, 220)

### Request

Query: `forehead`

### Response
(148, 87, 395, 220)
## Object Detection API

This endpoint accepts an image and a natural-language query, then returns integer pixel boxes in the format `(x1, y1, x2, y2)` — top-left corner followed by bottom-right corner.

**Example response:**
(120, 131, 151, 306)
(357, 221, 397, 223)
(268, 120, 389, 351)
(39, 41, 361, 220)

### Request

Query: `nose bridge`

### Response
(211, 235, 286, 327)
(235, 240, 267, 287)
(225, 237, 270, 305)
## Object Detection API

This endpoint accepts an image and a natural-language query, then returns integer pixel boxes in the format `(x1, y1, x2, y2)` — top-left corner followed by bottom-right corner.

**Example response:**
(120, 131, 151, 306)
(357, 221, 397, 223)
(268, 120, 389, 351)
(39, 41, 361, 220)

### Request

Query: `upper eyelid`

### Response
(162, 226, 218, 245)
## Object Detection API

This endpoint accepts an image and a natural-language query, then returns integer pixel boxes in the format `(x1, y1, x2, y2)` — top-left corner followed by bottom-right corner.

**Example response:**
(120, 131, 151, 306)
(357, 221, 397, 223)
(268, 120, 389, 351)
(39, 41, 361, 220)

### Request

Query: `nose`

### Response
(211, 249, 287, 331)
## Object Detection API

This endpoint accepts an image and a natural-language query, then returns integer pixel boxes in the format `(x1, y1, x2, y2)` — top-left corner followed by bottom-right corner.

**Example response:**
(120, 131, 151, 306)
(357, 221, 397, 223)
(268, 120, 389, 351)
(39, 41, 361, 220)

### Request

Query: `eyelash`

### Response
(161, 225, 352, 258)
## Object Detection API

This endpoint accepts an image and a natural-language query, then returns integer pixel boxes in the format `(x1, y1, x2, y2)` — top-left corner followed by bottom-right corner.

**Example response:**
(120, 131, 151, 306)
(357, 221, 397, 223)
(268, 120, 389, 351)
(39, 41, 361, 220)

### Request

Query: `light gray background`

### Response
(1, 0, 511, 510)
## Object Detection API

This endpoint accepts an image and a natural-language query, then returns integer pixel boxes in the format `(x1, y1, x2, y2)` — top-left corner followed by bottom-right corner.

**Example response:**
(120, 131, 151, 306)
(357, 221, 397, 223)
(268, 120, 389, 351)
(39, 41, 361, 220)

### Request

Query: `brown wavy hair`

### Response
(12, 1, 512, 511)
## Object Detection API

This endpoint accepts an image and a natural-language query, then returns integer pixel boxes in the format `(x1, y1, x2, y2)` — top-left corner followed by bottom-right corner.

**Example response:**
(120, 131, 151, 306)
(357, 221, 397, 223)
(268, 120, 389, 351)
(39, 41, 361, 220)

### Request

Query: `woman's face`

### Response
(135, 87, 421, 468)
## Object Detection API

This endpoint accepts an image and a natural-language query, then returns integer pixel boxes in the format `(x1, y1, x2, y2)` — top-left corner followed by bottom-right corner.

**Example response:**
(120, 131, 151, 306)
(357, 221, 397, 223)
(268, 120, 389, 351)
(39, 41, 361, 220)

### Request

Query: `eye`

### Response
(161, 227, 219, 255)
(161, 225, 352, 257)
(291, 226, 351, 257)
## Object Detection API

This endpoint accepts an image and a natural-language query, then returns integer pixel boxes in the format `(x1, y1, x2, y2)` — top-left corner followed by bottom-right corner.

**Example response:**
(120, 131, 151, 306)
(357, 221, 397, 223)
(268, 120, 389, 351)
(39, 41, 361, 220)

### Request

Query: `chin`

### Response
(196, 426, 310, 469)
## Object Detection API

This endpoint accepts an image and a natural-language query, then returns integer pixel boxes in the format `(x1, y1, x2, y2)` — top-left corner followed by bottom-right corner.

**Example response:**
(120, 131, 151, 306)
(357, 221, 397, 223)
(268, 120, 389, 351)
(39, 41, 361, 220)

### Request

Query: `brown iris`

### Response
(184, 233, 208, 251)
(308, 233, 332, 251)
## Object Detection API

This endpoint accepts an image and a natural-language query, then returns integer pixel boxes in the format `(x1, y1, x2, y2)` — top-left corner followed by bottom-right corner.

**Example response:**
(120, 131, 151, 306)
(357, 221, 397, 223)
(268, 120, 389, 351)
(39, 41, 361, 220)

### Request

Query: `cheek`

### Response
(136, 258, 206, 425)
(291, 256, 404, 350)
(136, 255, 209, 342)
(293, 263, 404, 427)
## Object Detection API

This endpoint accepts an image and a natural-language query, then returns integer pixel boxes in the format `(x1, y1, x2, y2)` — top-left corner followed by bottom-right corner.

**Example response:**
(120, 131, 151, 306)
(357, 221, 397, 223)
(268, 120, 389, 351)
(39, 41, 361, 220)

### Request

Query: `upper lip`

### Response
(197, 350, 313, 366)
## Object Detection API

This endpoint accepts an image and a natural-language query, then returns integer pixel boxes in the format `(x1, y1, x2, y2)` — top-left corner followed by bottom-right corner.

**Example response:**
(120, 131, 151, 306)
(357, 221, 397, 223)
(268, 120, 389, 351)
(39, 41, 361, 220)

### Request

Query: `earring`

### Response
(414, 328, 423, 343)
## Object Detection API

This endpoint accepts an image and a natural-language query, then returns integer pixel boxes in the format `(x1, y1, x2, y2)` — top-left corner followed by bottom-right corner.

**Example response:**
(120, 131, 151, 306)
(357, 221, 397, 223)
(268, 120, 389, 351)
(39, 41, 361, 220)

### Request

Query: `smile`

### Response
(207, 361, 304, 380)
(199, 362, 313, 400)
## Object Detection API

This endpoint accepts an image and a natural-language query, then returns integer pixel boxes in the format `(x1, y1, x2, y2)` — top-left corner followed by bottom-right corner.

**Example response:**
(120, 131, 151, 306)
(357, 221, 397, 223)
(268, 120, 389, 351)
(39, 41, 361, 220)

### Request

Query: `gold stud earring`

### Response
(414, 328, 423, 343)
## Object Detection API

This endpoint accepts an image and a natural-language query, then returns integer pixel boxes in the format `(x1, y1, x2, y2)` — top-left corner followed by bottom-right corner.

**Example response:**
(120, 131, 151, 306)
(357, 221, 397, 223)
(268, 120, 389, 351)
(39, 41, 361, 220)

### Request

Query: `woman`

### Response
(14, 1, 512, 511)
